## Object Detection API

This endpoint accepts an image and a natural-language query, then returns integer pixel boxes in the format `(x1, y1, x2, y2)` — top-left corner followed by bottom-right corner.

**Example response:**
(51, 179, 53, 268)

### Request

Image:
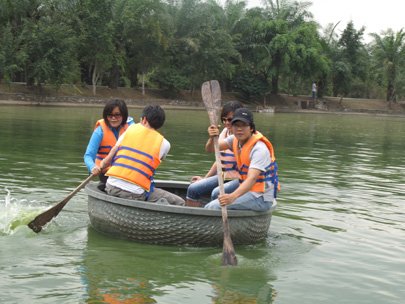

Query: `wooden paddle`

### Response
(201, 80, 237, 266)
(28, 174, 95, 233)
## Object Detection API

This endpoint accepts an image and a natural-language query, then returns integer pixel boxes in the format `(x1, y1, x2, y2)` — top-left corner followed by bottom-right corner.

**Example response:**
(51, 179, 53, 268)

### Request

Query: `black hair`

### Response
(221, 100, 243, 118)
(141, 105, 165, 129)
(251, 123, 256, 133)
(102, 99, 129, 128)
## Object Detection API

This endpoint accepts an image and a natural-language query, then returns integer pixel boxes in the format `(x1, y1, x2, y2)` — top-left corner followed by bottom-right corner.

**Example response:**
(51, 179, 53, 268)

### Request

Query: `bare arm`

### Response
(100, 145, 119, 171)
(205, 125, 229, 152)
(191, 160, 218, 183)
(204, 162, 217, 178)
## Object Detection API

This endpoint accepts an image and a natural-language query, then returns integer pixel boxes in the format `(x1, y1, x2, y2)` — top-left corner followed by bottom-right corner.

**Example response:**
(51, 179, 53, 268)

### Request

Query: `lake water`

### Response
(0, 105, 404, 304)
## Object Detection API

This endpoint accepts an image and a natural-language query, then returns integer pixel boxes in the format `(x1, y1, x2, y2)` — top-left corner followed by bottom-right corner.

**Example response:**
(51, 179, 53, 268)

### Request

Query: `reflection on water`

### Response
(83, 228, 276, 303)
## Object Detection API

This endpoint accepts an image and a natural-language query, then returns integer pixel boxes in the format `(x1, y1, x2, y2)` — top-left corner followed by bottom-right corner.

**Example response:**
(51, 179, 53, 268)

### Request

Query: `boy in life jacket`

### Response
(186, 101, 243, 207)
(84, 99, 133, 192)
(204, 108, 279, 211)
(99, 105, 185, 206)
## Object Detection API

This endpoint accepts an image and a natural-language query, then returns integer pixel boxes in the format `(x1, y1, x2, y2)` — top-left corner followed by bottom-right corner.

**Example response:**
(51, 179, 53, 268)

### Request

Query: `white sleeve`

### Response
(159, 139, 171, 160)
(249, 141, 271, 171)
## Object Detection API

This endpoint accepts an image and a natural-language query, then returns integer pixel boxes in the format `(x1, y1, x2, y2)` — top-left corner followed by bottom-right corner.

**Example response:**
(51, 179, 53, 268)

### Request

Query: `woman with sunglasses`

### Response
(84, 99, 133, 191)
(186, 100, 243, 207)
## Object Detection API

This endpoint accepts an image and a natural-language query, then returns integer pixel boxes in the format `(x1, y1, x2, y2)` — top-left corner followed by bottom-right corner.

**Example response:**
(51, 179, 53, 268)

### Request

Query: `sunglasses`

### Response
(107, 113, 122, 119)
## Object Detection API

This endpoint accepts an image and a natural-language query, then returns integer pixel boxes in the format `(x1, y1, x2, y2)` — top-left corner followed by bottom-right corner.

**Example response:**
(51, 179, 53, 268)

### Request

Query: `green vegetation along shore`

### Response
(1, 1, 405, 108)
(1, 83, 404, 116)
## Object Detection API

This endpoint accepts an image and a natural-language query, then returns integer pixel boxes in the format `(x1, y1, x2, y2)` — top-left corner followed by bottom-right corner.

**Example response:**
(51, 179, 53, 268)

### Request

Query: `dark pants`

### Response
(105, 183, 185, 206)
(97, 173, 108, 192)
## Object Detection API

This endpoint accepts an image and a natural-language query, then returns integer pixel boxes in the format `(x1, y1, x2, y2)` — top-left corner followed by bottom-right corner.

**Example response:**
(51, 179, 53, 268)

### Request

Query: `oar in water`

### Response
(201, 80, 237, 266)
(27, 174, 95, 233)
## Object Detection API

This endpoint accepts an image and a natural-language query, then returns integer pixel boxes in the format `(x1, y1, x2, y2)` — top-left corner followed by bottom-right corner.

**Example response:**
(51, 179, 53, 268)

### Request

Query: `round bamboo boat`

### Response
(86, 180, 276, 246)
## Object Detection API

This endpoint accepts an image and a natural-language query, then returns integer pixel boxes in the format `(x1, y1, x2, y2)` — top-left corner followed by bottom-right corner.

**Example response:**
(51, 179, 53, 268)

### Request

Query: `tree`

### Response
(74, 0, 115, 95)
(232, 1, 327, 101)
(0, 24, 21, 83)
(19, 2, 79, 87)
(120, 0, 168, 93)
(153, 0, 239, 93)
(332, 21, 368, 97)
(285, 22, 330, 96)
(370, 29, 405, 102)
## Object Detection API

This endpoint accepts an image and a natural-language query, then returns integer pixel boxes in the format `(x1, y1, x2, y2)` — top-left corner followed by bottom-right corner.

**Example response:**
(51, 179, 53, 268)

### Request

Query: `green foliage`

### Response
(155, 0, 240, 92)
(232, 65, 269, 99)
(22, 16, 79, 86)
(150, 67, 190, 92)
(332, 60, 351, 96)
(338, 21, 367, 79)
(0, 24, 21, 83)
(0, 0, 404, 103)
(370, 29, 405, 101)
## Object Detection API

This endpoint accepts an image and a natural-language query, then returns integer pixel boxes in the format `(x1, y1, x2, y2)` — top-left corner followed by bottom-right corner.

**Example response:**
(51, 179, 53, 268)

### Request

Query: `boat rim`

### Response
(86, 180, 277, 218)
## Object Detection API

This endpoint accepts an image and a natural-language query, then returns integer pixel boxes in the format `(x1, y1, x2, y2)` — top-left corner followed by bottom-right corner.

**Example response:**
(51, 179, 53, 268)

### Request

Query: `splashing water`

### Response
(0, 188, 40, 235)
(5, 188, 11, 206)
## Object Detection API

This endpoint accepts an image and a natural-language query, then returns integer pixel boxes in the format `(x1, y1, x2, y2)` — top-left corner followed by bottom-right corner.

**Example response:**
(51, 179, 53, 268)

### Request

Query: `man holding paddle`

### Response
(204, 108, 279, 211)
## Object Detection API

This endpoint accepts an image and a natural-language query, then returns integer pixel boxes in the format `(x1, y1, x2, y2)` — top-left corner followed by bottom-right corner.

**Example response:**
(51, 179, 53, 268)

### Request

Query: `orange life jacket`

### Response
(106, 124, 163, 192)
(219, 129, 240, 180)
(232, 131, 279, 195)
(95, 119, 128, 173)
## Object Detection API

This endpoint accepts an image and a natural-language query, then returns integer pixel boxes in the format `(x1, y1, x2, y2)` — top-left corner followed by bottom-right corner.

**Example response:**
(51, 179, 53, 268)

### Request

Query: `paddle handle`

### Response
(201, 80, 237, 265)
(64, 173, 95, 202)
(213, 136, 225, 196)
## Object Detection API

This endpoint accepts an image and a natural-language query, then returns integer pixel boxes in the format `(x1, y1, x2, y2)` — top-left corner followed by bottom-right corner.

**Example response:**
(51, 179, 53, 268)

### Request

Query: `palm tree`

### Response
(370, 29, 405, 103)
(259, 0, 314, 94)
(262, 0, 312, 24)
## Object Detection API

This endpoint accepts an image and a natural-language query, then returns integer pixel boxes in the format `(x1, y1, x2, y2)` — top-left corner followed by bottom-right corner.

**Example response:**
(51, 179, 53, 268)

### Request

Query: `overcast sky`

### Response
(246, 0, 403, 41)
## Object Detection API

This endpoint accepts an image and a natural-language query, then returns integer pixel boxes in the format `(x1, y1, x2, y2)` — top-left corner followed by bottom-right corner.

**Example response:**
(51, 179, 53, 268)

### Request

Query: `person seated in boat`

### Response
(84, 99, 133, 192)
(186, 101, 243, 207)
(204, 108, 279, 211)
(99, 104, 185, 206)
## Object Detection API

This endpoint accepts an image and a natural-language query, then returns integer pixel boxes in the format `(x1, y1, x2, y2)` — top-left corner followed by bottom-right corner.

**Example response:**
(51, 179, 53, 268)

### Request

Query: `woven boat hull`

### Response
(86, 180, 276, 246)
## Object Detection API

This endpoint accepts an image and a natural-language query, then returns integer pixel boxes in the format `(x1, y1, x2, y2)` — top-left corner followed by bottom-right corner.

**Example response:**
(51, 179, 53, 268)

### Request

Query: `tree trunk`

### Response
(271, 75, 279, 95)
(141, 73, 145, 95)
(92, 63, 99, 96)
(386, 83, 396, 103)
(109, 64, 120, 89)
(129, 66, 138, 88)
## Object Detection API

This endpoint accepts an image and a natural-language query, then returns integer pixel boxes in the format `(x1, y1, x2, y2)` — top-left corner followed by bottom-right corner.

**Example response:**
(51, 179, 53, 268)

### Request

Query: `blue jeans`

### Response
(186, 176, 239, 201)
(204, 191, 272, 211)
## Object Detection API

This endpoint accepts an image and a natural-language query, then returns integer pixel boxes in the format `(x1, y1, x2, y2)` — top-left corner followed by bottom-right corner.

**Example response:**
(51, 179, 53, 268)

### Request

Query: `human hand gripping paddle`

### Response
(27, 174, 95, 233)
(201, 80, 237, 266)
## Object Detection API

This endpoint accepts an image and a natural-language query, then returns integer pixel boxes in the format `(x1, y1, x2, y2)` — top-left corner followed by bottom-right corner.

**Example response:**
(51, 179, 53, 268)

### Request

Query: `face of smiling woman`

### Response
(106, 106, 123, 128)
(232, 121, 253, 145)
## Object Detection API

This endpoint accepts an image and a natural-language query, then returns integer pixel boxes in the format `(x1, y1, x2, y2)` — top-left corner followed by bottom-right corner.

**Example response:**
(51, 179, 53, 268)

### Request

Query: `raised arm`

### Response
(205, 125, 229, 152)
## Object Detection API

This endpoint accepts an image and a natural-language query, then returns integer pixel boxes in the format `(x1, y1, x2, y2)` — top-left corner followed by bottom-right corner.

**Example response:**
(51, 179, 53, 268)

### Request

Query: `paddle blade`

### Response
(27, 174, 95, 233)
(28, 199, 68, 232)
(223, 241, 238, 266)
(221, 214, 238, 266)
(201, 80, 221, 125)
